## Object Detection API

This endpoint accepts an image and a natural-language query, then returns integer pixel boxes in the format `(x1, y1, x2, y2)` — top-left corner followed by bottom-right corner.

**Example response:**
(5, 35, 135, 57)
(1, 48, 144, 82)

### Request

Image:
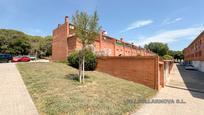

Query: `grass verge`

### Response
(17, 62, 156, 115)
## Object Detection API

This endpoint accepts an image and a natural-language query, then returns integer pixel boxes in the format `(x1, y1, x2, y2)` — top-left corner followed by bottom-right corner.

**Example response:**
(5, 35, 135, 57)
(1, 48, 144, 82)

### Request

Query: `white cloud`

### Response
(175, 18, 182, 21)
(162, 17, 182, 25)
(122, 20, 153, 32)
(133, 26, 204, 46)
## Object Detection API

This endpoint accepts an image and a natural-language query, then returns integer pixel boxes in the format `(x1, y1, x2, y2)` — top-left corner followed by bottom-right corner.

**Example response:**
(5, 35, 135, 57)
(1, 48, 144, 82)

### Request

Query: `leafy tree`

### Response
(0, 29, 52, 57)
(162, 54, 173, 60)
(144, 42, 169, 56)
(167, 50, 174, 57)
(0, 29, 31, 55)
(168, 50, 184, 62)
(28, 36, 42, 58)
(173, 51, 184, 62)
(72, 11, 101, 83)
(29, 36, 52, 58)
(8, 37, 31, 55)
(39, 36, 52, 57)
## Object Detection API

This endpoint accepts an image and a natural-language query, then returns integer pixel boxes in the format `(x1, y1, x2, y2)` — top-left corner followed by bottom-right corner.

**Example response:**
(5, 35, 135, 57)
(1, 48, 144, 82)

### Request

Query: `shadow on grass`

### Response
(65, 74, 90, 82)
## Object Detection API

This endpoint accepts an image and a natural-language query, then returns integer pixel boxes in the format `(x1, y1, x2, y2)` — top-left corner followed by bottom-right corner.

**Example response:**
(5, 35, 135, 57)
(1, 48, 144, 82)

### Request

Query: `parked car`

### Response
(0, 54, 13, 63)
(12, 56, 31, 62)
(27, 55, 37, 60)
(185, 65, 197, 70)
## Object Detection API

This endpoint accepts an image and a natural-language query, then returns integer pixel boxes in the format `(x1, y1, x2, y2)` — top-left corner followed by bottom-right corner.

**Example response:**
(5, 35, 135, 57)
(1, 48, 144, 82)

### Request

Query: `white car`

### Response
(185, 65, 197, 70)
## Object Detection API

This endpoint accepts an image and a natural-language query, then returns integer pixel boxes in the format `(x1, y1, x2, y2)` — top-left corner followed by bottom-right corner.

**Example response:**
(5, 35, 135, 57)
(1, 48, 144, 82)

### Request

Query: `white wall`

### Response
(192, 61, 204, 72)
(164, 62, 169, 82)
(200, 61, 204, 72)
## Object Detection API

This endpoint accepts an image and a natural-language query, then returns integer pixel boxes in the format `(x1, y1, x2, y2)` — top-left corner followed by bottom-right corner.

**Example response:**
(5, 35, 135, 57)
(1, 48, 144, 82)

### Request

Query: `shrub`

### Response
(67, 51, 79, 69)
(67, 49, 96, 71)
(162, 54, 173, 60)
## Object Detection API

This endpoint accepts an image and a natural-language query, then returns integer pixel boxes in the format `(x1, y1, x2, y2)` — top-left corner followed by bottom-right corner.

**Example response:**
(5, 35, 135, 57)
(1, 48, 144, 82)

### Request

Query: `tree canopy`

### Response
(0, 29, 52, 57)
(72, 11, 101, 47)
(162, 54, 173, 60)
(168, 50, 184, 61)
(144, 42, 184, 61)
(144, 42, 169, 56)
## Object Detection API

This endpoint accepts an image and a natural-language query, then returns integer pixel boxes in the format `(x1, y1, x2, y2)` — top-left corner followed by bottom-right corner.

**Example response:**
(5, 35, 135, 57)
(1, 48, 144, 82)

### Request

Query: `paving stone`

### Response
(133, 64, 204, 115)
(0, 63, 38, 115)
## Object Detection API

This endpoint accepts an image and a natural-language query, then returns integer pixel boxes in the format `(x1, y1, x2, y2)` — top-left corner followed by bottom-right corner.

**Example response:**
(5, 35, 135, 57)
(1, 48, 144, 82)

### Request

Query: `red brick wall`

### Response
(115, 44, 124, 56)
(94, 41, 100, 52)
(52, 16, 154, 61)
(96, 56, 163, 89)
(67, 36, 77, 54)
(184, 31, 204, 61)
(100, 38, 115, 56)
(52, 17, 69, 61)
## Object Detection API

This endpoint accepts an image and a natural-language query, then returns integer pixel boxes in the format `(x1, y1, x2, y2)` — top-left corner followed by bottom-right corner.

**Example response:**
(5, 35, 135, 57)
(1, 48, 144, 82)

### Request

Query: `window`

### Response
(69, 25, 74, 29)
(199, 51, 202, 57)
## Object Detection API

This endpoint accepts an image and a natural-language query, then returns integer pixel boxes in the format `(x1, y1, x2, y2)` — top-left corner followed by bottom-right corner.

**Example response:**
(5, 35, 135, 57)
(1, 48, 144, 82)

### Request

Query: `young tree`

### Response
(72, 11, 101, 83)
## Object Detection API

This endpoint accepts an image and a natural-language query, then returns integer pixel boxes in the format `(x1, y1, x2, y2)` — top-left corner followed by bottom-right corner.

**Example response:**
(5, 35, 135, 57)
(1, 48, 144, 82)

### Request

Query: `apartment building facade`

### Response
(52, 16, 154, 61)
(184, 31, 204, 72)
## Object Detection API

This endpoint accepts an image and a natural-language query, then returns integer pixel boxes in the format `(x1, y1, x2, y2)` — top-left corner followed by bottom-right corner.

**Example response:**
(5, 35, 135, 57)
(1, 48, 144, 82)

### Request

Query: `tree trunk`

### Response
(82, 55, 85, 83)
(35, 50, 38, 62)
(78, 50, 83, 83)
(79, 62, 82, 83)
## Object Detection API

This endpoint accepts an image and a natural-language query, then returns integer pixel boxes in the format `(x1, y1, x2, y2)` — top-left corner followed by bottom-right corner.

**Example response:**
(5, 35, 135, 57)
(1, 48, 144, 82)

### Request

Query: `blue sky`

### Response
(0, 0, 204, 51)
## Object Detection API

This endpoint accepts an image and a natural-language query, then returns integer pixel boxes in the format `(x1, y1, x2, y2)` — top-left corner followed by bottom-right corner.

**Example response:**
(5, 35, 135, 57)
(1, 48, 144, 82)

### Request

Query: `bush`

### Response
(67, 51, 79, 68)
(67, 49, 96, 71)
(162, 54, 173, 60)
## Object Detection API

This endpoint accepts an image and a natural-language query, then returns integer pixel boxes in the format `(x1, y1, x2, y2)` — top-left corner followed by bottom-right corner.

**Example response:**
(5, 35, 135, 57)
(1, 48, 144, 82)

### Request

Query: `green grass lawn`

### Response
(17, 62, 156, 115)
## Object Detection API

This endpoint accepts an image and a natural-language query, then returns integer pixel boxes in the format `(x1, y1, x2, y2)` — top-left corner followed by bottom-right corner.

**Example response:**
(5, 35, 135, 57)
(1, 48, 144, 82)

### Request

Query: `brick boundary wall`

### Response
(96, 56, 165, 89)
(169, 61, 174, 73)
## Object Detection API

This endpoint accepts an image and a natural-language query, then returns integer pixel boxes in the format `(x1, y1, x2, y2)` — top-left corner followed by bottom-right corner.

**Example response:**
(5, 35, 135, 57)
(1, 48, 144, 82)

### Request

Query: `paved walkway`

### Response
(0, 63, 38, 115)
(133, 64, 204, 115)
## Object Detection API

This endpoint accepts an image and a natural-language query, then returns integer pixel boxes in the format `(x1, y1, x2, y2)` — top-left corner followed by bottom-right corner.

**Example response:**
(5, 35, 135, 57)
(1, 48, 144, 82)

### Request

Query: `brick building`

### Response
(184, 31, 204, 72)
(52, 16, 154, 61)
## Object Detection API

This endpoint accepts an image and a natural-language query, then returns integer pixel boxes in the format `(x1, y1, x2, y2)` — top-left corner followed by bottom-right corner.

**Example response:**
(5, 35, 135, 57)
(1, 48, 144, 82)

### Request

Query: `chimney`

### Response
(120, 38, 123, 41)
(58, 24, 61, 28)
(65, 16, 69, 23)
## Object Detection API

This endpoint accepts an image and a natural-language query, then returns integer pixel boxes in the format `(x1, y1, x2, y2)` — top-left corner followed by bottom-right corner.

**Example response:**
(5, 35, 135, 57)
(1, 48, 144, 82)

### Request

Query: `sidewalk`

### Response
(133, 64, 204, 115)
(0, 63, 38, 115)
